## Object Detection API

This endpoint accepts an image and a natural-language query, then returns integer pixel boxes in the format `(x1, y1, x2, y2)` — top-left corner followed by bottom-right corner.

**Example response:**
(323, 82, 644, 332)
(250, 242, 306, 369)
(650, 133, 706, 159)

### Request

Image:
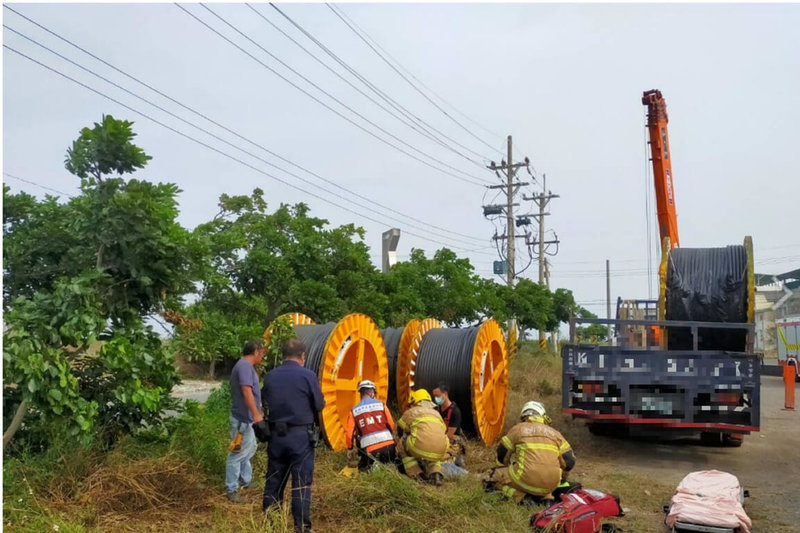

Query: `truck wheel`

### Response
(589, 423, 627, 437)
(700, 431, 722, 446)
(722, 433, 744, 447)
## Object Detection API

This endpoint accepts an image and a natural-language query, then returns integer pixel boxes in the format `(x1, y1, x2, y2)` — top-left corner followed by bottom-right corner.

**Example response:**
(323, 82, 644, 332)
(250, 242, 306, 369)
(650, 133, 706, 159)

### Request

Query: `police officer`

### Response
(261, 339, 325, 533)
(345, 380, 397, 472)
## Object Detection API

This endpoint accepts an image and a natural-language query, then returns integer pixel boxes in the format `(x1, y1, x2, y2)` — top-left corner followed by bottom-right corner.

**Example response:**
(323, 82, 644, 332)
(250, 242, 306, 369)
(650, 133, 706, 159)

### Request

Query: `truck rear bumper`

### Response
(563, 407, 759, 434)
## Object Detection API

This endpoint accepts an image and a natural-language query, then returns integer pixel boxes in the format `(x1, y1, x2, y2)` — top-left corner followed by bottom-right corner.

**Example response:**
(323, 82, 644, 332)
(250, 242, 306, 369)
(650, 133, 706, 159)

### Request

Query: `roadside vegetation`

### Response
(3, 346, 660, 533)
(6, 116, 720, 532)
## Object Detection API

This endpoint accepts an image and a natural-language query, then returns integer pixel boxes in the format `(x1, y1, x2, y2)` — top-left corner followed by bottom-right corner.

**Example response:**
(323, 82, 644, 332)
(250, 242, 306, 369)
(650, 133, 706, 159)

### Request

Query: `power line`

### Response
(3, 44, 497, 257)
(1, 7, 488, 245)
(326, 3, 501, 155)
(4, 24, 488, 249)
(3, 172, 74, 197)
(263, 3, 493, 166)
(177, 3, 489, 187)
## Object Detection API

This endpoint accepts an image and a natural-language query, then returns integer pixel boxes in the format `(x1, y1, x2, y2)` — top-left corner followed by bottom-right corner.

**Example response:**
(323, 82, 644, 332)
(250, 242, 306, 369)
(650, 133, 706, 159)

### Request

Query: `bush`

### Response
(169, 383, 231, 478)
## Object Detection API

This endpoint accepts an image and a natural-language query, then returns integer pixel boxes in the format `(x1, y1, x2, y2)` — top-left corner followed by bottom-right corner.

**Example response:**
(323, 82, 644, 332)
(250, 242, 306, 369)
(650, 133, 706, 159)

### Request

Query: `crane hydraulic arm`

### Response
(642, 89, 680, 249)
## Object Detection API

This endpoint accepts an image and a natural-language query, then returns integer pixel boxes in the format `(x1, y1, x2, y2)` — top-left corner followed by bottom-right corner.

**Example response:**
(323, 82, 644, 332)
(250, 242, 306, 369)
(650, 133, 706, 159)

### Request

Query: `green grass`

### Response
(6, 344, 787, 532)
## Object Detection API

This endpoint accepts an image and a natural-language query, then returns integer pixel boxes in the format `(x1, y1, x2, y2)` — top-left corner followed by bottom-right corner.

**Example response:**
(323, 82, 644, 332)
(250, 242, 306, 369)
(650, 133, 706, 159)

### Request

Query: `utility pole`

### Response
(485, 135, 530, 284)
(606, 259, 612, 341)
(483, 136, 531, 356)
(506, 135, 515, 287)
(525, 173, 559, 350)
(546, 258, 558, 350)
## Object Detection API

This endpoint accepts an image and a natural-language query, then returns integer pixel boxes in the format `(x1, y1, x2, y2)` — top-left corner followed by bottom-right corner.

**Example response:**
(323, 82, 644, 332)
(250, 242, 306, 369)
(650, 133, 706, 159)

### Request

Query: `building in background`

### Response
(755, 268, 800, 356)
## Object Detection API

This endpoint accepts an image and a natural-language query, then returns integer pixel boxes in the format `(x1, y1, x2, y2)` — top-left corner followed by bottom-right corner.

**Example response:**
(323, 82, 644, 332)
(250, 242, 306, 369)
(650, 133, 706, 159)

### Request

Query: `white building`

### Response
(754, 268, 800, 355)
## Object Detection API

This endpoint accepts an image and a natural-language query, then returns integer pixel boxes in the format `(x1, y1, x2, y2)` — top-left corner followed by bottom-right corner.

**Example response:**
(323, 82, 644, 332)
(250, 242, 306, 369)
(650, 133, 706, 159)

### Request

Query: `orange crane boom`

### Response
(642, 89, 680, 248)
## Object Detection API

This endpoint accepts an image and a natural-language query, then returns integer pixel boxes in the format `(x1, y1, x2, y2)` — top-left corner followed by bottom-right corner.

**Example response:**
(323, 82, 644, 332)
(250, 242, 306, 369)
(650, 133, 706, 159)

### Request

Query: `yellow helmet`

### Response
(410, 389, 432, 405)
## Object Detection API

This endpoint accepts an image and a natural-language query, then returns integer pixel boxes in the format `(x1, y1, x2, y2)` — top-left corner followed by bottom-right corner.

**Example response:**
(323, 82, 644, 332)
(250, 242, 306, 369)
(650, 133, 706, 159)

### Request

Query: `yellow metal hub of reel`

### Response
(397, 318, 442, 408)
(470, 319, 509, 444)
(318, 313, 388, 451)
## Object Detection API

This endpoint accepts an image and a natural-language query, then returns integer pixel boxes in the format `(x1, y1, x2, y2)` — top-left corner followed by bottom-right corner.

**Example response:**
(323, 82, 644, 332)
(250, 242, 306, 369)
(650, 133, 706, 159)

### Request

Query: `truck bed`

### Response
(562, 344, 760, 433)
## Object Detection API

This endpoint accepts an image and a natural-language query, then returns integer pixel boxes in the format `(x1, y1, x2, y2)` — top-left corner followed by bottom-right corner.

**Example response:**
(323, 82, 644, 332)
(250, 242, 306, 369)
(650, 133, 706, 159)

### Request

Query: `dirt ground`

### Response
(570, 375, 799, 532)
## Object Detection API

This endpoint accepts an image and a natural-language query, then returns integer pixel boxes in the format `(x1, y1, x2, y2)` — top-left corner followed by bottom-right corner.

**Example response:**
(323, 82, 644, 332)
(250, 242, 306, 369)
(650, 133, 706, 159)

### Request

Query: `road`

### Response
(580, 375, 799, 530)
(170, 380, 220, 402)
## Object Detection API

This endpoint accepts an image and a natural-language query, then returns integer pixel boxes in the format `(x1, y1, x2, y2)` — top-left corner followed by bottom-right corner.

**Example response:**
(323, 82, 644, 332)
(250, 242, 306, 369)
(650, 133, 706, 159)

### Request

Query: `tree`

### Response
(574, 308, 609, 343)
(380, 248, 484, 327)
(509, 279, 554, 336)
(65, 114, 151, 181)
(3, 115, 191, 449)
(170, 190, 387, 373)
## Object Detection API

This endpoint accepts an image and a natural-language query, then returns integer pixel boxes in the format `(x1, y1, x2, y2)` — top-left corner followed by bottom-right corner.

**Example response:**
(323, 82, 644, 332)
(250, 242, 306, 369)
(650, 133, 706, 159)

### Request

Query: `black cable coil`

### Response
(380, 327, 404, 403)
(665, 245, 748, 351)
(294, 323, 336, 377)
(414, 327, 480, 435)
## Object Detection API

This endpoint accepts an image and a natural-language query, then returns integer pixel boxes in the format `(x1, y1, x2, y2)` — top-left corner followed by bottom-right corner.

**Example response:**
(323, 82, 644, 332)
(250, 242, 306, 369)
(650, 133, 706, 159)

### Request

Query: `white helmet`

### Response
(520, 401, 546, 419)
(357, 380, 377, 392)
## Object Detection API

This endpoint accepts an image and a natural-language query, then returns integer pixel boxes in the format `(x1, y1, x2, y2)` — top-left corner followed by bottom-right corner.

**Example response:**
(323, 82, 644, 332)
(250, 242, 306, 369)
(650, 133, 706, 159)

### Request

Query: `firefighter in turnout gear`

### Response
(344, 380, 398, 472)
(396, 389, 449, 486)
(483, 401, 576, 503)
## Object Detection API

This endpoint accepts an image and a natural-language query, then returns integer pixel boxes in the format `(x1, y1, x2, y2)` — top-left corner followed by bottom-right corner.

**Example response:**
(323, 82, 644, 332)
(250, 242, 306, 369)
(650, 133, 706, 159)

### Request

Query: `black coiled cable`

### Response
(380, 327, 403, 401)
(414, 327, 480, 435)
(665, 245, 748, 351)
(295, 323, 336, 377)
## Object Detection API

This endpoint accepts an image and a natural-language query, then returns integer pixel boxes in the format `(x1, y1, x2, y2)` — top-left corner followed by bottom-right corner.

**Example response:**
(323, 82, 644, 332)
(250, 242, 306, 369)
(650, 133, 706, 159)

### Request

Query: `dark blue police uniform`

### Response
(261, 359, 325, 532)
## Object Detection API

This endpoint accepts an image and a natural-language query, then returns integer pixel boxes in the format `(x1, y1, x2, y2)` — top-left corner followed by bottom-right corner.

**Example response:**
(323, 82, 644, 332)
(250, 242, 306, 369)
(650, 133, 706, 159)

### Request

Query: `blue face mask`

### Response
(434, 396, 444, 406)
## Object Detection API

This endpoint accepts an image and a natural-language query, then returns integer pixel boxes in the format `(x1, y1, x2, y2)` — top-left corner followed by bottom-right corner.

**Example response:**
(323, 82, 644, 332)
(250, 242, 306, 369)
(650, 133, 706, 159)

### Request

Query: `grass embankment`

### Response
(4, 346, 675, 532)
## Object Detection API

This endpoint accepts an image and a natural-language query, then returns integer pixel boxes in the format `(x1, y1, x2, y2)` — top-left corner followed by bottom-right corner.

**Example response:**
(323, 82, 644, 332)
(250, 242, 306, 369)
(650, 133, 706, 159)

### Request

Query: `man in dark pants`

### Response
(432, 382, 467, 468)
(261, 339, 325, 533)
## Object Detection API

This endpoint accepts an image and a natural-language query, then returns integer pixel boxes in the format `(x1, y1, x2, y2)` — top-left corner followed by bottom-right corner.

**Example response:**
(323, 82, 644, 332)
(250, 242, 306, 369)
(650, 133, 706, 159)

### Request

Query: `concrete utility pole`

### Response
(606, 259, 612, 341)
(525, 173, 559, 350)
(506, 135, 515, 286)
(546, 258, 558, 350)
(484, 136, 531, 353)
(485, 135, 530, 284)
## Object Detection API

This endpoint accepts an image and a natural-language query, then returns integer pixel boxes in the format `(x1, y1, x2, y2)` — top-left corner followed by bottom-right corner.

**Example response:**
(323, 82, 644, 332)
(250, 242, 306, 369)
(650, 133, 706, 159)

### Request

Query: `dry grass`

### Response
(6, 345, 786, 532)
(78, 453, 213, 529)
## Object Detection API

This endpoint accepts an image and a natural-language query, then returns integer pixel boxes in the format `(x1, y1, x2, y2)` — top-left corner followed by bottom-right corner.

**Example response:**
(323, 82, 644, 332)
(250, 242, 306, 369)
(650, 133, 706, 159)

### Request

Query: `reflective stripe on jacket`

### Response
(502, 421, 572, 495)
(345, 399, 396, 453)
(398, 401, 449, 461)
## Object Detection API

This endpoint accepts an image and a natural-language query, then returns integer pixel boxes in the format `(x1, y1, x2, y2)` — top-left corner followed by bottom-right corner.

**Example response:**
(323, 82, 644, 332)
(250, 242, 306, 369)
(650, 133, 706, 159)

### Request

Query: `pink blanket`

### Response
(665, 470, 752, 533)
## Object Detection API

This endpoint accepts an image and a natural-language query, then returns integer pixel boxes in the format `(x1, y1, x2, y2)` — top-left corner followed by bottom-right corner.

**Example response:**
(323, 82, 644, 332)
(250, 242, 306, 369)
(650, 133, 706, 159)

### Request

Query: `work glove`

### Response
(252, 420, 271, 443)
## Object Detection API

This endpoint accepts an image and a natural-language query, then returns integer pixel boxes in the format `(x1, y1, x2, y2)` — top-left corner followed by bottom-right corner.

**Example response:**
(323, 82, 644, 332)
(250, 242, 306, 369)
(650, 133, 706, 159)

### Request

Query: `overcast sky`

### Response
(4, 2, 799, 318)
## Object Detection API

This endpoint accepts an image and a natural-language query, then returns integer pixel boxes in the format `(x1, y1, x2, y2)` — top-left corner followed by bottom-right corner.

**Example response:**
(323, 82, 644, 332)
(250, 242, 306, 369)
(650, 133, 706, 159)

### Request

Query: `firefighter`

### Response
(483, 401, 575, 503)
(344, 380, 398, 472)
(396, 389, 449, 486)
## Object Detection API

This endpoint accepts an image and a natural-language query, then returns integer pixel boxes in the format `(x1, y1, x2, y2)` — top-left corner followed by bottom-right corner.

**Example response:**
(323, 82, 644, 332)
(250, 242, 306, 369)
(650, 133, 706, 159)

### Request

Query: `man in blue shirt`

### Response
(225, 339, 265, 503)
(261, 338, 325, 533)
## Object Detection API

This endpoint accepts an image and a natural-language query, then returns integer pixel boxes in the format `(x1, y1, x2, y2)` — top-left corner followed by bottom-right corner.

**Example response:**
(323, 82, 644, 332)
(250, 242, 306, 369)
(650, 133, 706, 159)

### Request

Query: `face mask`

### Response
(434, 396, 443, 406)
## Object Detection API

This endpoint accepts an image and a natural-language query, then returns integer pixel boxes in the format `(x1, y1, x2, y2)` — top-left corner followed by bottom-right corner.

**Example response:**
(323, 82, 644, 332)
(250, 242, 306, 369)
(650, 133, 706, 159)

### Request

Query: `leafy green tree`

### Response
(574, 308, 609, 342)
(3, 115, 190, 449)
(509, 279, 554, 337)
(170, 190, 387, 373)
(476, 278, 514, 325)
(380, 248, 484, 326)
(65, 114, 151, 180)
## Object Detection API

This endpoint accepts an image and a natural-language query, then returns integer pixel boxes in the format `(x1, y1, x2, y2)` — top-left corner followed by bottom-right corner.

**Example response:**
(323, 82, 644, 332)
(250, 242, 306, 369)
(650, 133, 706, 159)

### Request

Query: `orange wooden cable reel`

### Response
(396, 318, 442, 408)
(469, 319, 509, 444)
(263, 312, 388, 451)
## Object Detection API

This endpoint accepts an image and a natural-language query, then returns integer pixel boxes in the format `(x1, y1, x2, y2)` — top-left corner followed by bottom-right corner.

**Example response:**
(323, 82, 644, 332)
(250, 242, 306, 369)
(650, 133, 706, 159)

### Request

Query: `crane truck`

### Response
(561, 90, 760, 446)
